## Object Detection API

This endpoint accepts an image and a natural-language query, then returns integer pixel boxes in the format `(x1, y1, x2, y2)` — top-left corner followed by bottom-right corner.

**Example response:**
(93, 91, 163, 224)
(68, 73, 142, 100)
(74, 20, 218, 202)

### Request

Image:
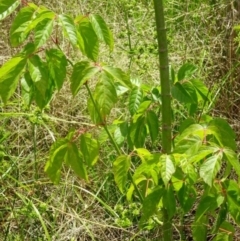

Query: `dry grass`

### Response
(0, 0, 240, 240)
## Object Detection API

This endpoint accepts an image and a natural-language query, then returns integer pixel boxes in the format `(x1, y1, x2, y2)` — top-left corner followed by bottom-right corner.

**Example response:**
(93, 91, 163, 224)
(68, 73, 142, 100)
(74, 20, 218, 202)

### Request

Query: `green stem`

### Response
(153, 0, 173, 240)
(85, 84, 143, 202)
(153, 0, 172, 154)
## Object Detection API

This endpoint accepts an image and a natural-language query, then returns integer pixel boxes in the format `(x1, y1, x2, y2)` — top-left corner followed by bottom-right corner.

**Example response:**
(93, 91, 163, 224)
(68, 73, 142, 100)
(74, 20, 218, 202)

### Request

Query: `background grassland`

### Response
(1, 0, 240, 240)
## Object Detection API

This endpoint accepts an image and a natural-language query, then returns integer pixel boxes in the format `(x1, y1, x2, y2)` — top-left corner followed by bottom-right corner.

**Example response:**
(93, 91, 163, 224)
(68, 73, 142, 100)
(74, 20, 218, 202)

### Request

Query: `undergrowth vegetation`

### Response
(0, 0, 240, 240)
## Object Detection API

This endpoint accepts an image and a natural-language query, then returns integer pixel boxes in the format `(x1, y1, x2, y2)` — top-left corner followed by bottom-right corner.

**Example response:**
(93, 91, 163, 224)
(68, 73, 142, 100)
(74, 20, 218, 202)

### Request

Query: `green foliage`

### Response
(0, 0, 20, 21)
(45, 49, 67, 91)
(80, 133, 99, 166)
(129, 86, 143, 115)
(113, 155, 131, 193)
(89, 14, 114, 51)
(70, 61, 99, 96)
(139, 187, 163, 227)
(45, 131, 91, 184)
(1, 1, 240, 241)
(0, 55, 27, 103)
(59, 14, 78, 46)
(10, 6, 35, 47)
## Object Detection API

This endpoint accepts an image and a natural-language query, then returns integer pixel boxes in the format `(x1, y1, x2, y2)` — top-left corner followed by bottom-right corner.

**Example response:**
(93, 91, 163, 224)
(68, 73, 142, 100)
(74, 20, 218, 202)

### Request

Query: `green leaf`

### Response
(87, 98, 102, 125)
(113, 155, 131, 193)
(183, 81, 198, 103)
(212, 221, 234, 241)
(21, 71, 34, 107)
(34, 17, 54, 49)
(225, 180, 240, 225)
(77, 19, 99, 61)
(212, 203, 227, 234)
(46, 49, 67, 91)
(195, 196, 220, 223)
(171, 82, 194, 104)
(129, 117, 147, 148)
(134, 100, 152, 118)
(174, 136, 202, 155)
(80, 133, 99, 166)
(59, 14, 78, 46)
(44, 139, 68, 184)
(179, 118, 195, 134)
(159, 154, 175, 186)
(181, 163, 198, 183)
(162, 185, 176, 220)
(0, 0, 20, 21)
(126, 176, 146, 201)
(178, 63, 197, 81)
(188, 146, 216, 164)
(178, 183, 197, 213)
(70, 61, 99, 96)
(192, 194, 225, 241)
(176, 124, 205, 143)
(24, 9, 55, 35)
(199, 153, 222, 186)
(65, 143, 88, 181)
(139, 187, 164, 227)
(28, 55, 51, 109)
(0, 56, 27, 103)
(89, 14, 114, 51)
(102, 66, 132, 89)
(192, 215, 208, 241)
(208, 118, 236, 151)
(10, 6, 35, 47)
(171, 167, 184, 191)
(146, 110, 159, 143)
(133, 162, 156, 181)
(92, 71, 118, 119)
(114, 126, 125, 146)
(129, 86, 143, 116)
(223, 148, 240, 178)
(190, 79, 210, 102)
(20, 42, 36, 56)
